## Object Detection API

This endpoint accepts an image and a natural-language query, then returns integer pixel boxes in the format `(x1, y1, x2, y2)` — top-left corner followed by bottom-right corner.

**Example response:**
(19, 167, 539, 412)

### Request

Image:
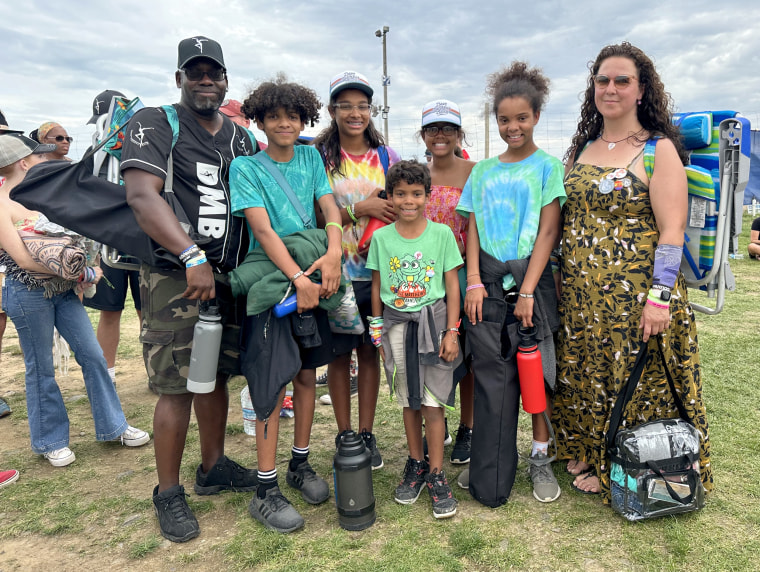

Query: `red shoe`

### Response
(0, 469, 19, 489)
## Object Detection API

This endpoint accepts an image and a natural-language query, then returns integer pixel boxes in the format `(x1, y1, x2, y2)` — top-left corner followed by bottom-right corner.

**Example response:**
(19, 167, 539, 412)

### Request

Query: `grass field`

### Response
(0, 215, 759, 571)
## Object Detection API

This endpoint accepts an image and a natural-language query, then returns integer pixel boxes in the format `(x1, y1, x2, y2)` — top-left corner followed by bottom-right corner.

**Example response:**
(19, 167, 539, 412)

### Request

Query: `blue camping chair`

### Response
(673, 111, 751, 314)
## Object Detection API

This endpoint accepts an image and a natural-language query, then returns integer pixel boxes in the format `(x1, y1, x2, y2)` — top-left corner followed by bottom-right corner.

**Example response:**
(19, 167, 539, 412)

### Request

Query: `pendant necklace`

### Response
(600, 128, 645, 150)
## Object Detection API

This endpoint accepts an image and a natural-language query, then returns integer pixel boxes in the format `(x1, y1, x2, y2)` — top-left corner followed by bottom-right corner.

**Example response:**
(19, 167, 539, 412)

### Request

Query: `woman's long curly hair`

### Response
(311, 93, 386, 178)
(564, 42, 688, 165)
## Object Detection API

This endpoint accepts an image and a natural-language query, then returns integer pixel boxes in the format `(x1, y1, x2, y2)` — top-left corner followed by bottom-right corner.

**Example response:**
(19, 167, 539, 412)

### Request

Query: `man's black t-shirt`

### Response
(120, 104, 257, 272)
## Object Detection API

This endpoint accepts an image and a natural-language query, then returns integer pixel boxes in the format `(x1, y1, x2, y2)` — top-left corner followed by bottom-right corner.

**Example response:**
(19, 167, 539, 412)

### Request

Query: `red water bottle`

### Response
(516, 325, 547, 414)
(358, 190, 388, 250)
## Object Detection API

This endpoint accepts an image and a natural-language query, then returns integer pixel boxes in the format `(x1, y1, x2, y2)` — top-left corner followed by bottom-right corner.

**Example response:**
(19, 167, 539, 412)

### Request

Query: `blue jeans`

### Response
(2, 279, 128, 454)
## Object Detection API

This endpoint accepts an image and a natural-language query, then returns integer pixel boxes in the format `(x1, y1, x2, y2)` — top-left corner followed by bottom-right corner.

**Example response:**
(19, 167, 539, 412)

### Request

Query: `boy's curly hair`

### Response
(241, 73, 321, 127)
(385, 160, 431, 195)
(487, 61, 550, 116)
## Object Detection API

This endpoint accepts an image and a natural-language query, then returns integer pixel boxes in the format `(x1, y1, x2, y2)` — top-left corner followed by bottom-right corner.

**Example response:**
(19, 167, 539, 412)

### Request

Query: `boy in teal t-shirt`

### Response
(229, 77, 343, 534)
(366, 160, 462, 520)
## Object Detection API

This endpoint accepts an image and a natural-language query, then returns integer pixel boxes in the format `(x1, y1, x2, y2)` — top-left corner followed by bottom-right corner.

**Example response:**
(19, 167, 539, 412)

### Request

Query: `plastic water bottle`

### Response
(273, 293, 298, 317)
(240, 386, 256, 436)
(333, 431, 375, 531)
(516, 325, 547, 414)
(186, 301, 222, 393)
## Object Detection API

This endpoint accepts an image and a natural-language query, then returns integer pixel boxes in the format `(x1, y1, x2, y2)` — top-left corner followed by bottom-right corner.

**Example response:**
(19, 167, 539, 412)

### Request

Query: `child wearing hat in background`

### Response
(420, 99, 476, 468)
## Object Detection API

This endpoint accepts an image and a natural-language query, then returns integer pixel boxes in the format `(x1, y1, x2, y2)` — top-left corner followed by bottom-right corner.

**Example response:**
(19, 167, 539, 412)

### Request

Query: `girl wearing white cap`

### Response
(420, 100, 475, 466)
(312, 71, 401, 470)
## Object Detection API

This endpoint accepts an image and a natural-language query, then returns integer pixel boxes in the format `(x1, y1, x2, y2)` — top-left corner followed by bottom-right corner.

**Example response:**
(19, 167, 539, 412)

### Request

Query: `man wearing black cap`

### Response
(120, 35, 258, 543)
(82, 90, 144, 388)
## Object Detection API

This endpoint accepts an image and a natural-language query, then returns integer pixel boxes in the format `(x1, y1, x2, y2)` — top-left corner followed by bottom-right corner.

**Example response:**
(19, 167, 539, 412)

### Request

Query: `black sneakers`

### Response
(286, 460, 330, 504)
(194, 455, 258, 495)
(361, 430, 384, 470)
(152, 485, 199, 543)
(394, 457, 429, 504)
(426, 470, 458, 519)
(450, 423, 472, 464)
(248, 485, 305, 533)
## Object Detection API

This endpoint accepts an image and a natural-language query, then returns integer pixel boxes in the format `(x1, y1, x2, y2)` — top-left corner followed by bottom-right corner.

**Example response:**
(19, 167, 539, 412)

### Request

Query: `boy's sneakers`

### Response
(286, 460, 329, 504)
(152, 484, 199, 543)
(426, 470, 458, 519)
(528, 451, 561, 503)
(194, 455, 258, 495)
(450, 423, 472, 464)
(360, 430, 384, 470)
(0, 397, 11, 418)
(116, 426, 150, 447)
(423, 418, 452, 460)
(248, 486, 304, 533)
(394, 457, 429, 504)
(44, 447, 76, 467)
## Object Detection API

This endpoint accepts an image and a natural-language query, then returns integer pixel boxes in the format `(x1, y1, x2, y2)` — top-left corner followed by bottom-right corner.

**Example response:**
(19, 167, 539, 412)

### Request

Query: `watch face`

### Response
(660, 289, 671, 302)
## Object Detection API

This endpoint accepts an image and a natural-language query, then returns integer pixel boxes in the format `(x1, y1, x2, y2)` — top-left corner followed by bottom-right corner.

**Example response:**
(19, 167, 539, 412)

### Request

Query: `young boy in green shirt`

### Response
(366, 160, 462, 519)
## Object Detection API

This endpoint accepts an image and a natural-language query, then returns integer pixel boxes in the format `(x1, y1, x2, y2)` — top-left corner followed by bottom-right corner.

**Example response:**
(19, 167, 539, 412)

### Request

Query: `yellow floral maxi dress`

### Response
(553, 161, 713, 503)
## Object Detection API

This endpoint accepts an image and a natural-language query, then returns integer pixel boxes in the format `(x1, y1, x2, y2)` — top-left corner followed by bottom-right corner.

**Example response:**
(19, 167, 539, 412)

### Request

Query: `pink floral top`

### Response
(425, 185, 468, 252)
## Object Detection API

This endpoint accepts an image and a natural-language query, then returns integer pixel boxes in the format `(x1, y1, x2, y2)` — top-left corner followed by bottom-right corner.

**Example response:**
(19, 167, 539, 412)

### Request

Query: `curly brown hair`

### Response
(487, 61, 550, 116)
(564, 42, 688, 165)
(241, 73, 321, 127)
(385, 160, 431, 195)
(311, 92, 385, 178)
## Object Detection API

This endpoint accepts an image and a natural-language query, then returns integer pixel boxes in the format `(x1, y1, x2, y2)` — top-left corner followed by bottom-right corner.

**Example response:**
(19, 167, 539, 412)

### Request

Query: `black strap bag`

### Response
(607, 341, 705, 521)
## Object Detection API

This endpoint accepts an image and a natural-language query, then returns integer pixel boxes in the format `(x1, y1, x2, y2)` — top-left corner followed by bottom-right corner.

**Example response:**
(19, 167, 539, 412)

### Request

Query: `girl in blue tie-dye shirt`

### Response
(455, 61, 566, 506)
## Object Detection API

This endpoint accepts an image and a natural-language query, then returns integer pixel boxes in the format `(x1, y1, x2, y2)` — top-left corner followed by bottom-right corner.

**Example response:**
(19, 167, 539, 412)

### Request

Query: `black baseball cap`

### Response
(87, 90, 126, 124)
(177, 36, 225, 70)
(0, 109, 24, 134)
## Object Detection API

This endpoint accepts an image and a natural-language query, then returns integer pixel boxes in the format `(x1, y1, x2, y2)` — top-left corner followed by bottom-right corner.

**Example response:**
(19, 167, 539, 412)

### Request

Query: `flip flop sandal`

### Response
(571, 471, 600, 495)
(565, 460, 590, 475)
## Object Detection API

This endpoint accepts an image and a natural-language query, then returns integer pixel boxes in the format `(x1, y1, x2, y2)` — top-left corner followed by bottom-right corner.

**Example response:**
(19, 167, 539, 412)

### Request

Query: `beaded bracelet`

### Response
(466, 283, 484, 292)
(519, 292, 534, 298)
(291, 270, 305, 282)
(325, 221, 343, 233)
(346, 204, 359, 224)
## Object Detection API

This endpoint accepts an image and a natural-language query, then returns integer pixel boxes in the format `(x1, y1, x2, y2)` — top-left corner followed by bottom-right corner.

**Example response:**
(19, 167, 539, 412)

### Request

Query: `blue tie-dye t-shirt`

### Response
(456, 149, 566, 289)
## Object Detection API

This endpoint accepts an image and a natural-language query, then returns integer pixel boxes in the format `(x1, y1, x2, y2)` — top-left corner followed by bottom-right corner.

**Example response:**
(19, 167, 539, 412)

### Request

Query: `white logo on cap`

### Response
(343, 72, 358, 82)
(433, 102, 448, 116)
(94, 99, 105, 114)
(193, 37, 207, 52)
(129, 122, 154, 148)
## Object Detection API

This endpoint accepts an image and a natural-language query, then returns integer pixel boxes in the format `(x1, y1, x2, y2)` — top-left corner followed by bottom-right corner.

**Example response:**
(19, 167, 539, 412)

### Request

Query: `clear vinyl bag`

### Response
(607, 342, 705, 521)
(610, 418, 704, 521)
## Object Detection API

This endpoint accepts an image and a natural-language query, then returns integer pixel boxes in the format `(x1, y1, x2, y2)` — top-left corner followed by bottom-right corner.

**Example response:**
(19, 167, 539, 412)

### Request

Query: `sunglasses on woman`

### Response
(593, 75, 637, 89)
(47, 135, 74, 143)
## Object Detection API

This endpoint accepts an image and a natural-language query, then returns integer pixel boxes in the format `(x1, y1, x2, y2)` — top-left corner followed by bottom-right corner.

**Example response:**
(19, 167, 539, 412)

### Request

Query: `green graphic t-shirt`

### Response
(366, 221, 463, 312)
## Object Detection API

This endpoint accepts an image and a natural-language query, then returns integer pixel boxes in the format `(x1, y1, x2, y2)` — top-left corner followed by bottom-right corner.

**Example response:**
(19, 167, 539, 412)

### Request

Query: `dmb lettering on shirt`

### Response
(197, 162, 227, 239)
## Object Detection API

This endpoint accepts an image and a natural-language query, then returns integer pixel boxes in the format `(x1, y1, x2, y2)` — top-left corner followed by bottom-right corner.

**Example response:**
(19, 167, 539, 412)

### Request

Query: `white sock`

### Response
(532, 440, 549, 457)
(108, 366, 116, 384)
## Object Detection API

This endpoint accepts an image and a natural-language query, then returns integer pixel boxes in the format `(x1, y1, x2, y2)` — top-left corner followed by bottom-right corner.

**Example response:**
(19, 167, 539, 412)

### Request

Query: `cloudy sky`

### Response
(2, 0, 758, 161)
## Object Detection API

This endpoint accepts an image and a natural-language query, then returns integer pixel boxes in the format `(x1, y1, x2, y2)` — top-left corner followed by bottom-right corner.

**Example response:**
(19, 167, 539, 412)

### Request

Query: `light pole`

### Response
(375, 26, 390, 143)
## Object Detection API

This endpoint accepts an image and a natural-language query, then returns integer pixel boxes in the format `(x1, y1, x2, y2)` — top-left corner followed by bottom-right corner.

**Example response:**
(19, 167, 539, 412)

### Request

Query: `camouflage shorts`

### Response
(139, 264, 243, 395)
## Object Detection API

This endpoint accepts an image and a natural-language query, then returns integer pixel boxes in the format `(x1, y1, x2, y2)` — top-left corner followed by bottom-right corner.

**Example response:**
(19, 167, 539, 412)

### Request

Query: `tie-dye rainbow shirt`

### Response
(325, 146, 400, 280)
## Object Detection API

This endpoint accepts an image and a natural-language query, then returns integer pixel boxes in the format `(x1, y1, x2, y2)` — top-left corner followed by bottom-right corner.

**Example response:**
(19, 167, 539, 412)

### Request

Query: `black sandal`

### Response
(571, 470, 600, 495)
